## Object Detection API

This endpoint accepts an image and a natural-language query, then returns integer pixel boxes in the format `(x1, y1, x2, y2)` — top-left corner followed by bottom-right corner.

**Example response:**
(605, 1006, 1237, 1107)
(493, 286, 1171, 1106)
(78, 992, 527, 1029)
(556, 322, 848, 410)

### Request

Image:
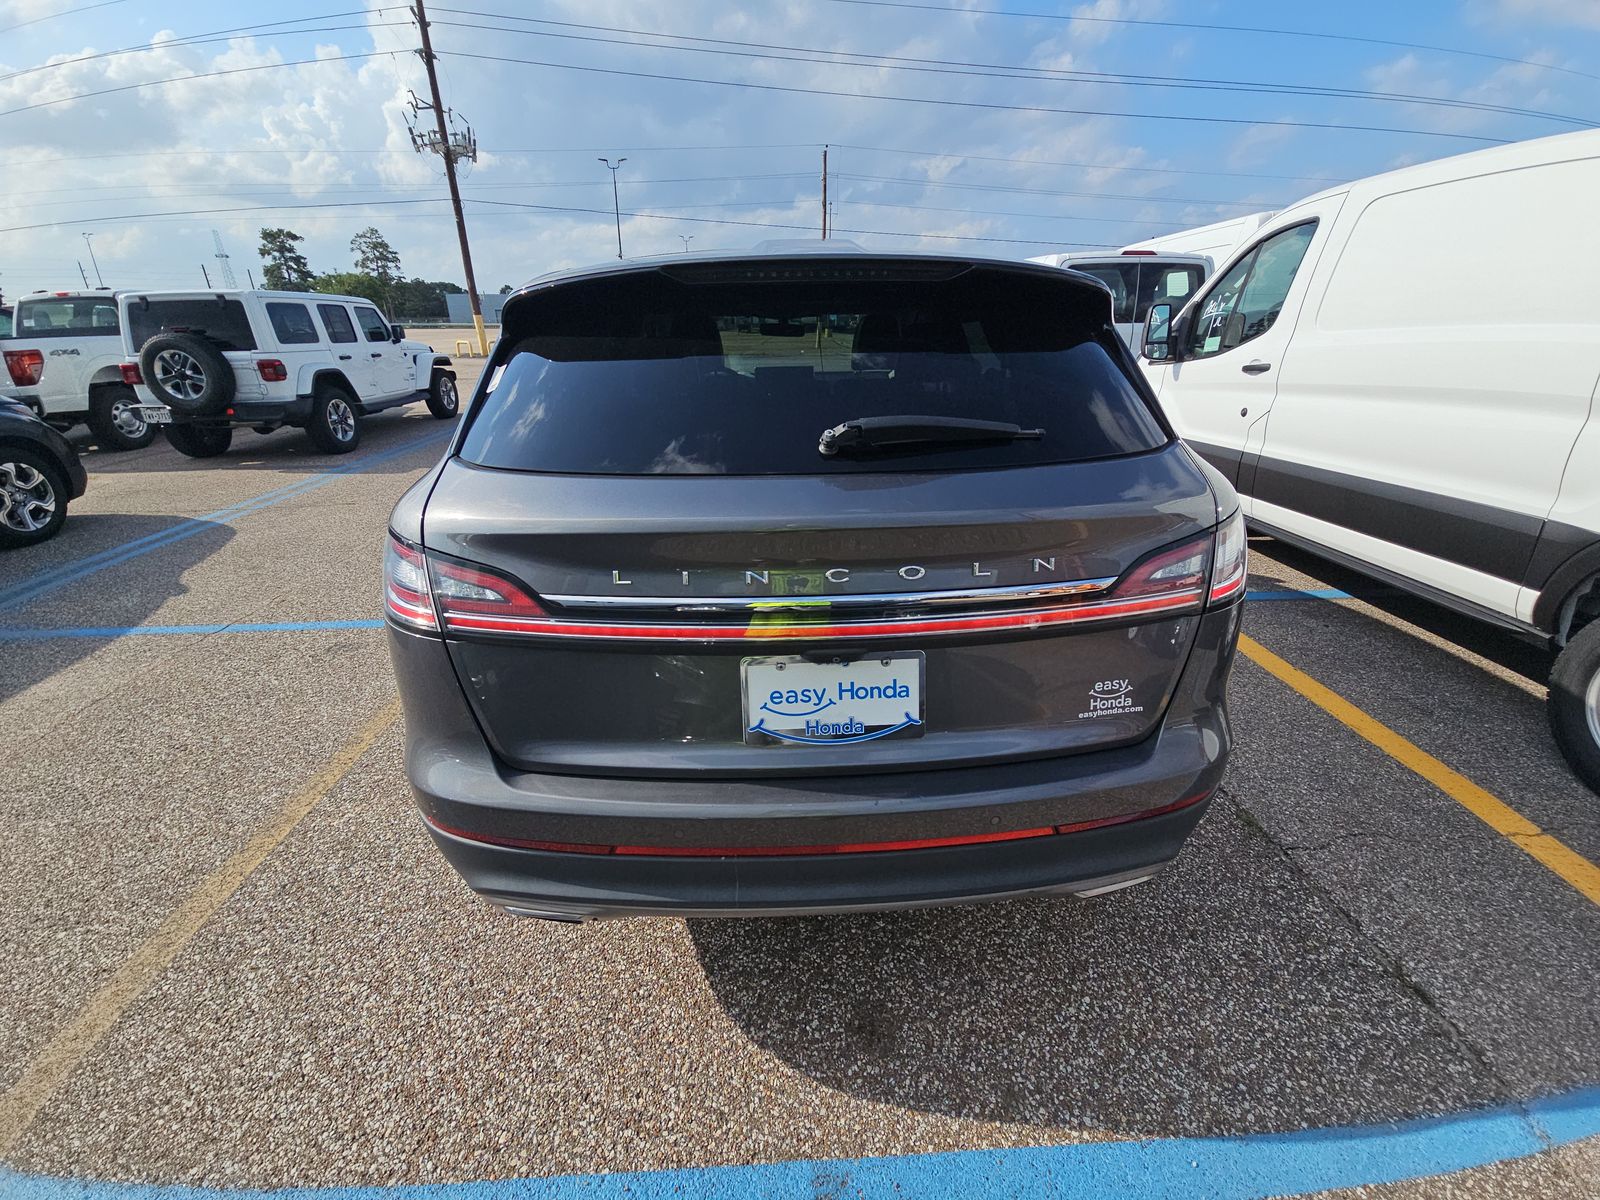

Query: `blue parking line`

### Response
(1, 1088, 1595, 1199)
(0, 619, 384, 641)
(0, 431, 450, 612)
(1247, 587, 1353, 601)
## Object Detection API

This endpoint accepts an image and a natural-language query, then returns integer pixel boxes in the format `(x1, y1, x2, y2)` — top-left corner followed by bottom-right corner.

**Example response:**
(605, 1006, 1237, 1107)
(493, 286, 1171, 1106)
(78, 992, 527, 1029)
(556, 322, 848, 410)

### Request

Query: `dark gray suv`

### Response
(386, 245, 1245, 921)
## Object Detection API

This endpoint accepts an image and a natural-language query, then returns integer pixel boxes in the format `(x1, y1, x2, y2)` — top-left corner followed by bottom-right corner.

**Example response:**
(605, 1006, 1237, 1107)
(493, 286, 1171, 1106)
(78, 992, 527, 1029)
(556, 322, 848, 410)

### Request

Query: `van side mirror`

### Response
(1143, 303, 1176, 362)
(390, 323, 405, 343)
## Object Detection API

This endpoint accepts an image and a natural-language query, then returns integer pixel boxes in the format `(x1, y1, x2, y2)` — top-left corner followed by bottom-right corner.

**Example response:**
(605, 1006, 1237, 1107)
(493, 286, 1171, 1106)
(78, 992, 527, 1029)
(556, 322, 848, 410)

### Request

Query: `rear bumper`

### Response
(390, 604, 1240, 919)
(171, 396, 312, 428)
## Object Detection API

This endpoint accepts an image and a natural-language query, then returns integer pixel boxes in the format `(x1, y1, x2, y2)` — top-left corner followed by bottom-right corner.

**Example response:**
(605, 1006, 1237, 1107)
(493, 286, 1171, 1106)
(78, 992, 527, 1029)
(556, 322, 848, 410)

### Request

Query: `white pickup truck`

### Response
(0, 289, 156, 450)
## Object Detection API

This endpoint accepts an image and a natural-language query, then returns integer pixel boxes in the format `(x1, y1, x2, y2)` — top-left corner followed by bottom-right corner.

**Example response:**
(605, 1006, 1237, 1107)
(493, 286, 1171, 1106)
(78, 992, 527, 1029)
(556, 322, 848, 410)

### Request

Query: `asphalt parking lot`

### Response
(1, 370, 1597, 1198)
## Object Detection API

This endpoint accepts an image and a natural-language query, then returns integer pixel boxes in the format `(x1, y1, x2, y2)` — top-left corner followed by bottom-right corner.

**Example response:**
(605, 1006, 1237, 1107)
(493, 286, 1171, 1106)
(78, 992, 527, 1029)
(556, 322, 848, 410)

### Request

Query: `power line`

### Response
(830, 143, 1349, 185)
(428, 9, 1594, 128)
(437, 49, 1510, 144)
(0, 51, 386, 119)
(808, 0, 1600, 85)
(835, 173, 1281, 207)
(0, 0, 128, 36)
(0, 13, 391, 84)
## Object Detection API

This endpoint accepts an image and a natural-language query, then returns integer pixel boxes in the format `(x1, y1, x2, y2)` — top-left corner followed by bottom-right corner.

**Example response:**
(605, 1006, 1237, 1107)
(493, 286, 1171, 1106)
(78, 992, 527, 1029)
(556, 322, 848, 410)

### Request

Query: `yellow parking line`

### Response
(0, 699, 403, 1156)
(1238, 635, 1600, 907)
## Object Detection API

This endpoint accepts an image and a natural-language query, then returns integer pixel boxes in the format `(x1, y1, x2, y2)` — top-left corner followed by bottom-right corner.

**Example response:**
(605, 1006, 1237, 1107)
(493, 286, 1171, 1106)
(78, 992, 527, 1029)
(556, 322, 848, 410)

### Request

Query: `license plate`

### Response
(137, 406, 173, 424)
(741, 653, 925, 747)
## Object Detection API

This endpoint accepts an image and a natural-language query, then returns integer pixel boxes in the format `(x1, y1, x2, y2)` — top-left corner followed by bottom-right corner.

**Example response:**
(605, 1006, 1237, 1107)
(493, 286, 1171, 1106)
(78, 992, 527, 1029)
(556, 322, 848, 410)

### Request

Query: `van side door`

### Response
(1155, 197, 1344, 488)
(1255, 156, 1600, 618)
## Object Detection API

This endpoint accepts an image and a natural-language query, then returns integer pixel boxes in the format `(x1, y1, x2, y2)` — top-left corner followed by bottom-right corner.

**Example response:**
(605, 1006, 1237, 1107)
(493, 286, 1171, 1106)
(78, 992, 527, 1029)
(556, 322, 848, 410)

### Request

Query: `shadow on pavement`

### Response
(689, 803, 1513, 1139)
(0, 515, 234, 704)
(1247, 536, 1552, 687)
(65, 410, 453, 478)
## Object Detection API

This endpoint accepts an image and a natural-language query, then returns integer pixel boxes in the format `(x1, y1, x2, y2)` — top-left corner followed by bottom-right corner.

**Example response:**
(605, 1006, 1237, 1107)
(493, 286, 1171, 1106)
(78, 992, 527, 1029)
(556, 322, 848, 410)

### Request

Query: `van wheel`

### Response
(426, 371, 459, 419)
(1549, 619, 1600, 796)
(306, 385, 362, 454)
(164, 423, 233, 458)
(88, 384, 157, 450)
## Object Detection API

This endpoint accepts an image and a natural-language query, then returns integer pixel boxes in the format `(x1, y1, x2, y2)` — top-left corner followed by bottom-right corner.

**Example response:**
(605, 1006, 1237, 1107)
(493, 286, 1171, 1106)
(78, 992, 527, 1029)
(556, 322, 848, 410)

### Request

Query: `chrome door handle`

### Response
(1242, 360, 1272, 375)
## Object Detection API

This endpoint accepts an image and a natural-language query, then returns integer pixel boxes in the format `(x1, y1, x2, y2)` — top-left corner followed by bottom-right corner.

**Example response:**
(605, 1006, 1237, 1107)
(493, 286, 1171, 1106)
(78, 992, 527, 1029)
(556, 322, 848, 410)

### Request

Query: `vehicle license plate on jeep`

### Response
(137, 406, 173, 424)
(741, 653, 925, 746)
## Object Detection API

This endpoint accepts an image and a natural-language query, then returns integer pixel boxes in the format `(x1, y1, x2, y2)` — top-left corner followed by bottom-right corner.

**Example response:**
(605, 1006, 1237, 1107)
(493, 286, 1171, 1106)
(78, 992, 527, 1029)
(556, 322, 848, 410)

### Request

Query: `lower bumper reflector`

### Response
(422, 789, 1212, 858)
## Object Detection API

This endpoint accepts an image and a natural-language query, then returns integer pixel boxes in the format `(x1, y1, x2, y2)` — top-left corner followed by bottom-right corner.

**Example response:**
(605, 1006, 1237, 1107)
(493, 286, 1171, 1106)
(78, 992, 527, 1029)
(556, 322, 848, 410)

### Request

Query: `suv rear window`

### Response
(127, 298, 256, 351)
(15, 297, 120, 338)
(459, 264, 1167, 476)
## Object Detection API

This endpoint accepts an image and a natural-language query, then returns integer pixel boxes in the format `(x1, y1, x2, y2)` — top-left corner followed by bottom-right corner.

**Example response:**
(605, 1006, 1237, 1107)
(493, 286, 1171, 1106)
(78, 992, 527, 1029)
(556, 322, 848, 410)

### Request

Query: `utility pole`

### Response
(77, 261, 90, 288)
(81, 233, 103, 286)
(678, 235, 693, 253)
(409, 0, 488, 355)
(599, 157, 626, 258)
(820, 145, 829, 239)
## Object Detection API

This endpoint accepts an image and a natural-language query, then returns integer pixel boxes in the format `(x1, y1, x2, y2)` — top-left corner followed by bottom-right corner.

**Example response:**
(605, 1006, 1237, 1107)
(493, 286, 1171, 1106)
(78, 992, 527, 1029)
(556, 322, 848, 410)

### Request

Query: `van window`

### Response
(15, 297, 119, 339)
(1072, 262, 1206, 327)
(126, 298, 257, 351)
(1070, 264, 1136, 324)
(317, 304, 358, 344)
(1187, 223, 1315, 359)
(459, 266, 1168, 477)
(266, 302, 319, 345)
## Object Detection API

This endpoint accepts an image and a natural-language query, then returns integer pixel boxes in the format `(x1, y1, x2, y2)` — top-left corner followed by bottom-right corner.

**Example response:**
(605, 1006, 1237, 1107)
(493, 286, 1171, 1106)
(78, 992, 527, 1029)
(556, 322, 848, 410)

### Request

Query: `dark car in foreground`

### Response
(0, 398, 88, 549)
(385, 244, 1246, 921)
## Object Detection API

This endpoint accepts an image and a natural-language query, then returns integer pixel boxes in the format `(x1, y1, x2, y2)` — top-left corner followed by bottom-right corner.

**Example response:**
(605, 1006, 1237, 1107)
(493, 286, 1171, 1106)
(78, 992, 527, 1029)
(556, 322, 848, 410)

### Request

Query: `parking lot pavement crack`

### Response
(1218, 786, 1520, 1105)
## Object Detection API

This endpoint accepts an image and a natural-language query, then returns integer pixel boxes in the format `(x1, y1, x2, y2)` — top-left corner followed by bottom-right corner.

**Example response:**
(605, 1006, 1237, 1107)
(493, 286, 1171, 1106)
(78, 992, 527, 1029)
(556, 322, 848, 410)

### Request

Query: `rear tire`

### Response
(0, 447, 69, 549)
(88, 384, 157, 451)
(164, 423, 233, 458)
(306, 385, 361, 454)
(426, 371, 459, 419)
(1549, 619, 1600, 796)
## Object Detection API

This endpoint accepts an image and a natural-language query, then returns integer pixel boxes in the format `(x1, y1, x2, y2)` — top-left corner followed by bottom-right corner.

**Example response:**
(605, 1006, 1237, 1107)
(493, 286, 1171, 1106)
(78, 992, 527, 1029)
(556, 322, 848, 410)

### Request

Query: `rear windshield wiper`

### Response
(819, 415, 1045, 457)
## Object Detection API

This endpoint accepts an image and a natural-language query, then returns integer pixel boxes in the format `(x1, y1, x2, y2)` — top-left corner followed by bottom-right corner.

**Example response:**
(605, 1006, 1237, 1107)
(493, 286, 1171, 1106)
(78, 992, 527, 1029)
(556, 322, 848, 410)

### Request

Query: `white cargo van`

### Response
(1029, 250, 1209, 353)
(1139, 128, 1600, 793)
(1121, 210, 1278, 270)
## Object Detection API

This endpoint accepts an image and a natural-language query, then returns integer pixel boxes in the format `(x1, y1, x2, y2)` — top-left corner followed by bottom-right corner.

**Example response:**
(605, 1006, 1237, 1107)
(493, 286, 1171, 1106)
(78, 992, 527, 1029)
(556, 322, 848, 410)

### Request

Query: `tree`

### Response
(350, 227, 402, 284)
(308, 271, 388, 309)
(258, 227, 313, 291)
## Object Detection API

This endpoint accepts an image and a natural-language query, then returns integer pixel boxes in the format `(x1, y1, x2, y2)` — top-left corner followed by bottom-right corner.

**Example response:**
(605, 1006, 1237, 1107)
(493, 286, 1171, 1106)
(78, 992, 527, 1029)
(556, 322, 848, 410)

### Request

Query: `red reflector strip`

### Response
(440, 588, 1203, 641)
(421, 789, 1213, 858)
(1208, 573, 1246, 604)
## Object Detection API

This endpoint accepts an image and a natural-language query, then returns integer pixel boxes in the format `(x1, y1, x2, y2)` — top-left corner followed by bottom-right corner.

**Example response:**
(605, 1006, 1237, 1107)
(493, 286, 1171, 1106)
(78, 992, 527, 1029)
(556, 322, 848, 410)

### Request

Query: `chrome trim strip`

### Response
(544, 576, 1119, 613)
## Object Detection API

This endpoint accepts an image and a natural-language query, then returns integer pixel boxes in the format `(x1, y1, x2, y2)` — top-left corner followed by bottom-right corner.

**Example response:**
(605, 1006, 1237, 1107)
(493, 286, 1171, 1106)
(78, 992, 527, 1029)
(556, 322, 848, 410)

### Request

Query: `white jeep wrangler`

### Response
(1, 289, 157, 450)
(117, 289, 458, 457)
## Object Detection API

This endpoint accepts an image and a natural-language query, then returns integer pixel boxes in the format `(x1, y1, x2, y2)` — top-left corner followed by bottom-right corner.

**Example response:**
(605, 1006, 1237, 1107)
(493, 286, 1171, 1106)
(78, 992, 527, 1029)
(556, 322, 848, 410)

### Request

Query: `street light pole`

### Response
(678, 235, 693, 253)
(599, 157, 626, 259)
(81, 233, 103, 286)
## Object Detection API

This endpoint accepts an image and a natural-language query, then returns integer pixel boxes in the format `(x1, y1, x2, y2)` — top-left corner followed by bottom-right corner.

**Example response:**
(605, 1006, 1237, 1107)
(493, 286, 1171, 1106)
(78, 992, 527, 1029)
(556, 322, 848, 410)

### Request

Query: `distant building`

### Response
(445, 292, 509, 325)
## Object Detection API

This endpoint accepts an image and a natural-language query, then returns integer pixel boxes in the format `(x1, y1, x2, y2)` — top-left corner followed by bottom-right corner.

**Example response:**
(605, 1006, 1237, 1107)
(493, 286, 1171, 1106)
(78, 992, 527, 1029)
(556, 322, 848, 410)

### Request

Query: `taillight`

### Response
(1112, 534, 1210, 601)
(257, 359, 288, 382)
(1208, 509, 1248, 606)
(4, 349, 44, 387)
(384, 534, 438, 632)
(120, 363, 143, 386)
(428, 554, 548, 630)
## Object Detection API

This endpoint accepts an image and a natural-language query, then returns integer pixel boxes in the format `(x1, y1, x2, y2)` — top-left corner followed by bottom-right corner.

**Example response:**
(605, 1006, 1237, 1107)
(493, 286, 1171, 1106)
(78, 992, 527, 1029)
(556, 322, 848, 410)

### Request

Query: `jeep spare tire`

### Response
(138, 333, 236, 416)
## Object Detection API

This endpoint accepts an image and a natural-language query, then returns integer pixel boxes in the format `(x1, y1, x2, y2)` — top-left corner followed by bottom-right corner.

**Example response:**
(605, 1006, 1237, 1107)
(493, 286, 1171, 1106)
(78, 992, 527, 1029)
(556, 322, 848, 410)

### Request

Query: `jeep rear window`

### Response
(127, 298, 256, 352)
(459, 265, 1166, 476)
(15, 298, 120, 338)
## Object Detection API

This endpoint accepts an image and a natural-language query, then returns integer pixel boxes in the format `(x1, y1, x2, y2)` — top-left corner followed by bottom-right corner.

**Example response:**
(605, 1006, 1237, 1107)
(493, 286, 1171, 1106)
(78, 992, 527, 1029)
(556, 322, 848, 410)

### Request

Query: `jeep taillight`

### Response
(120, 363, 143, 386)
(256, 359, 288, 382)
(4, 349, 44, 387)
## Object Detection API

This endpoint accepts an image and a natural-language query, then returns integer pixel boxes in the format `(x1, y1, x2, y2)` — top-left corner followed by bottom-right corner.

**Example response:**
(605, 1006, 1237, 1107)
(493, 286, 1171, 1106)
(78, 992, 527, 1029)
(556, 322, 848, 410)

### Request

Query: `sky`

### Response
(1, 0, 1598, 301)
